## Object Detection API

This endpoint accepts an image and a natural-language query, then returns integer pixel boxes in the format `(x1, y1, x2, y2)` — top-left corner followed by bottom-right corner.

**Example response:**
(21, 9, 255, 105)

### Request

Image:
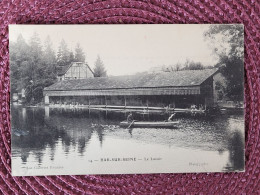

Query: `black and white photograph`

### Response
(9, 24, 244, 176)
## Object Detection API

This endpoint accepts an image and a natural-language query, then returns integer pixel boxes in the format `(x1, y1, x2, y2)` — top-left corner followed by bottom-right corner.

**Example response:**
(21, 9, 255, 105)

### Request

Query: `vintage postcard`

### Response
(9, 24, 244, 176)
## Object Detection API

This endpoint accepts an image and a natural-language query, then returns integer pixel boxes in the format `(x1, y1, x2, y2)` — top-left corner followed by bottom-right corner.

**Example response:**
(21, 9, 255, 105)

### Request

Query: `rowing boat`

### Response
(120, 121, 179, 128)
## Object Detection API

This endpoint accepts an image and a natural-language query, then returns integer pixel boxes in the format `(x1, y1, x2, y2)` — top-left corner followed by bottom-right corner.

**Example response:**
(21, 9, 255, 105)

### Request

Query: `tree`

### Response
(174, 62, 182, 71)
(10, 33, 59, 104)
(160, 60, 205, 73)
(69, 51, 75, 63)
(216, 56, 244, 101)
(26, 32, 44, 103)
(42, 36, 57, 86)
(182, 60, 205, 70)
(10, 34, 30, 96)
(30, 32, 42, 62)
(74, 43, 85, 62)
(57, 39, 70, 66)
(204, 24, 243, 59)
(93, 55, 107, 77)
(204, 24, 244, 101)
(43, 36, 56, 68)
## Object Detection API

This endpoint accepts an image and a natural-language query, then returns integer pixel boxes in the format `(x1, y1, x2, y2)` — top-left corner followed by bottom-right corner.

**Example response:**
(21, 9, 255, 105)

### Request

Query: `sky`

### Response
(9, 24, 219, 76)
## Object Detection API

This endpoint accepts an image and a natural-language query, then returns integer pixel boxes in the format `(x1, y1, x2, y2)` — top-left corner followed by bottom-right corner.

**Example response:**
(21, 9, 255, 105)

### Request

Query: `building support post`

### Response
(22, 107, 26, 120)
(124, 96, 126, 109)
(45, 106, 49, 119)
(105, 95, 107, 108)
(44, 95, 49, 105)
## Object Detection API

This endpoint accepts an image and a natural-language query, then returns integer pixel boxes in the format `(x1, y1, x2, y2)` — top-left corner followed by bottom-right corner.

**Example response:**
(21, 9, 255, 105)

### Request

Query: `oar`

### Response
(127, 120, 135, 129)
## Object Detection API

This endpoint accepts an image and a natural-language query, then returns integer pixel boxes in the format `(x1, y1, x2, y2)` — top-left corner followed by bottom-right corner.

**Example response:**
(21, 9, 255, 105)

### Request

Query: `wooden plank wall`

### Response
(44, 86, 201, 97)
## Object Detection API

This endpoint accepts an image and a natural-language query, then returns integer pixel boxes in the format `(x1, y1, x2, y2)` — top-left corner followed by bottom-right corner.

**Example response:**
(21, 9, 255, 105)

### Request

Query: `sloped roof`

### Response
(56, 62, 94, 76)
(45, 68, 218, 91)
(56, 65, 70, 76)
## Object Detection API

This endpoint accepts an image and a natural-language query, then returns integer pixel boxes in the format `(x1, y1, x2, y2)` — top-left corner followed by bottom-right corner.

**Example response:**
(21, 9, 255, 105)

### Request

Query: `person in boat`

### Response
(168, 113, 176, 122)
(127, 113, 134, 123)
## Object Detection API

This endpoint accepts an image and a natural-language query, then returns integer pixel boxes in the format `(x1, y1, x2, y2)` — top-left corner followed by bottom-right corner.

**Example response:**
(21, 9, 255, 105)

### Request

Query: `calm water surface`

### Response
(11, 105, 244, 175)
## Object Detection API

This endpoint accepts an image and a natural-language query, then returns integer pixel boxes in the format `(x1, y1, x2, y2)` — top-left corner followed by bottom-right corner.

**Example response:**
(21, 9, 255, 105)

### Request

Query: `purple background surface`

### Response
(0, 0, 259, 194)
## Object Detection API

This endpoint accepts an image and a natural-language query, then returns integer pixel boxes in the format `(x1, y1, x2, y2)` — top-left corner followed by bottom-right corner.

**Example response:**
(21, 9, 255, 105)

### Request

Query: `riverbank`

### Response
(12, 102, 244, 116)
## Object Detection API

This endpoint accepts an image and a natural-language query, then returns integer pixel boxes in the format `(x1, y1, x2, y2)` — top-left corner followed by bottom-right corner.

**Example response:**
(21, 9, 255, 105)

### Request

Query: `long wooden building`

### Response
(43, 68, 222, 109)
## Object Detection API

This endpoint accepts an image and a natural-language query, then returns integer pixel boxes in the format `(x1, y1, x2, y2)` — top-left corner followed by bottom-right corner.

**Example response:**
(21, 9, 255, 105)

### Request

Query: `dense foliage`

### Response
(93, 55, 107, 77)
(161, 60, 208, 72)
(74, 43, 86, 62)
(10, 34, 89, 104)
(204, 24, 244, 101)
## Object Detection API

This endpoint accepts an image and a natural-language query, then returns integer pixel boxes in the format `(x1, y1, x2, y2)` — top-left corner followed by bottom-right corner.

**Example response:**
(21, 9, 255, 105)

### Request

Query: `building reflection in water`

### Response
(11, 106, 244, 172)
(20, 149, 30, 164)
(22, 107, 26, 120)
(45, 106, 49, 119)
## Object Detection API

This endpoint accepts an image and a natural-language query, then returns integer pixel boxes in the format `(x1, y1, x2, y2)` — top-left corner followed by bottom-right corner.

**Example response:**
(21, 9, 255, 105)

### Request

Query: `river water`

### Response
(11, 105, 244, 176)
